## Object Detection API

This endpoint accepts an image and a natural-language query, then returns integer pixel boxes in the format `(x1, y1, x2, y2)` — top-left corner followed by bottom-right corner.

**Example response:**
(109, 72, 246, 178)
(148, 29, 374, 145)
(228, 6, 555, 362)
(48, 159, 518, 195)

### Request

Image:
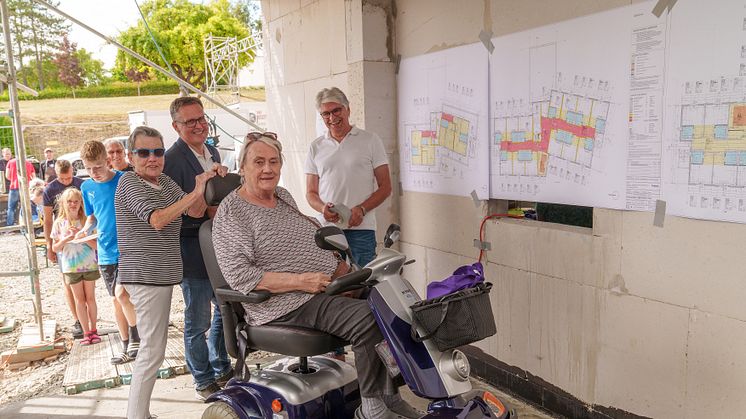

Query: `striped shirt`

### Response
(212, 186, 338, 326)
(115, 171, 186, 286)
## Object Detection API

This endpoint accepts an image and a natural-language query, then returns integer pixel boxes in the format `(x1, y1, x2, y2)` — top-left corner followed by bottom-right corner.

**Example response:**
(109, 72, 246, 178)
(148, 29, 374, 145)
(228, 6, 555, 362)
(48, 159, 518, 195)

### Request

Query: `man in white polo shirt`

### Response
(304, 87, 392, 267)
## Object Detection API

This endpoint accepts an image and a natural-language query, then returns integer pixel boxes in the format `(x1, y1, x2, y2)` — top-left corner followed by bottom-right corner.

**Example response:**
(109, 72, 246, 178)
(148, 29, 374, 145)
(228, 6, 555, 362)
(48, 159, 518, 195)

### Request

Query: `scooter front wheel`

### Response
(202, 401, 239, 419)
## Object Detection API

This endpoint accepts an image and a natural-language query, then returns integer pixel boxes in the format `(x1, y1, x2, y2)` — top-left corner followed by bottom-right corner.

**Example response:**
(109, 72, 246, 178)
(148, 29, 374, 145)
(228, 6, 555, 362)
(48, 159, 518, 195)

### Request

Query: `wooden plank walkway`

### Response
(63, 326, 188, 394)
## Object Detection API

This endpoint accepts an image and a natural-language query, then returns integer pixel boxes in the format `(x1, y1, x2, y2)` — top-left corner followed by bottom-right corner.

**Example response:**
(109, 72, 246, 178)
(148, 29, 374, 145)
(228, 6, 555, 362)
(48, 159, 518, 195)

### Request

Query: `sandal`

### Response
(84, 331, 102, 345)
(126, 340, 140, 358)
(111, 352, 133, 365)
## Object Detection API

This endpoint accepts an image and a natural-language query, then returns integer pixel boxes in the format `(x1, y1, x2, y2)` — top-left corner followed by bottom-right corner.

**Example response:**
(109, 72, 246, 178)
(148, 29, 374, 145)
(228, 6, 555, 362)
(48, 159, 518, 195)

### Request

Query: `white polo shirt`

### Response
(304, 126, 388, 231)
(189, 143, 215, 172)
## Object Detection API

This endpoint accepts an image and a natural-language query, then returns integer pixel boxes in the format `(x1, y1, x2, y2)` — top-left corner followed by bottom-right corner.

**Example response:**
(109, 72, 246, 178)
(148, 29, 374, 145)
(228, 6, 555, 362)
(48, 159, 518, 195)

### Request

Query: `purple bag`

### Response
(426, 262, 485, 299)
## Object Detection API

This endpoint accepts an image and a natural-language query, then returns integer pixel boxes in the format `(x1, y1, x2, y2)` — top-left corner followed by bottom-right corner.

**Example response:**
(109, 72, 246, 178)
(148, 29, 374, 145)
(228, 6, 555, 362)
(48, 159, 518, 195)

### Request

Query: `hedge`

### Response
(0, 80, 181, 101)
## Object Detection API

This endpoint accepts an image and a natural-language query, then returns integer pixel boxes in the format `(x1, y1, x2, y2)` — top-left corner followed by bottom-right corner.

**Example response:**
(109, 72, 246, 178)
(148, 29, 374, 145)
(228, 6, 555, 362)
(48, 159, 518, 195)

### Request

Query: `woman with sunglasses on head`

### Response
(115, 126, 225, 419)
(212, 132, 421, 419)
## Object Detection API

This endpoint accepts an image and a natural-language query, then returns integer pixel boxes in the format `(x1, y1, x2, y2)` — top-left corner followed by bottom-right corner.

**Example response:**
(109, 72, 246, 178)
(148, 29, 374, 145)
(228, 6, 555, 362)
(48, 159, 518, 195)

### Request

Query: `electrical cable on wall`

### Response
(477, 213, 523, 263)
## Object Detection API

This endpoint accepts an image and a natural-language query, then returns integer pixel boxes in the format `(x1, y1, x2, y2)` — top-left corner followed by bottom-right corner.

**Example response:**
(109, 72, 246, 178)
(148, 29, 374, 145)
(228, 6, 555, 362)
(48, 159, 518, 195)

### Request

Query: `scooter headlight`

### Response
(452, 349, 470, 380)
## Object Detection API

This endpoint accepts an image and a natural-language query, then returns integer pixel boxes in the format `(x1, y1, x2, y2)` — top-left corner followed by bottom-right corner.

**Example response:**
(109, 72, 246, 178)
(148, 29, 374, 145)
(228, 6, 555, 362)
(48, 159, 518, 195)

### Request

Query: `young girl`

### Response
(51, 188, 101, 345)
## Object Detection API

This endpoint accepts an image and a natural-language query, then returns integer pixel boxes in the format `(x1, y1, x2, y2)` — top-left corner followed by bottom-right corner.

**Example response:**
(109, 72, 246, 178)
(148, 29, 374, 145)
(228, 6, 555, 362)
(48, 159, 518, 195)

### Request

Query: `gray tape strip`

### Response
(394, 54, 402, 74)
(652, 0, 675, 17)
(470, 190, 481, 207)
(653, 199, 666, 227)
(398, 182, 403, 196)
(478, 30, 494, 54)
(473, 239, 492, 251)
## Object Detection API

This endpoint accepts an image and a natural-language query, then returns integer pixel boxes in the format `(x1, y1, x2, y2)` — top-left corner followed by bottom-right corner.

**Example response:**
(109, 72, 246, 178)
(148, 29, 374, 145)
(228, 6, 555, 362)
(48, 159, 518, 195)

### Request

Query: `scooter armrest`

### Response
(215, 286, 271, 303)
(326, 268, 372, 295)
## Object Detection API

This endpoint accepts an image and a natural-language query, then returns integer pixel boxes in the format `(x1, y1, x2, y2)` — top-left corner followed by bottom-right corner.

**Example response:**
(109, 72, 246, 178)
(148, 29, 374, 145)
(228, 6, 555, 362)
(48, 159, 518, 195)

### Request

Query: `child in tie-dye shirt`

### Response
(51, 188, 101, 345)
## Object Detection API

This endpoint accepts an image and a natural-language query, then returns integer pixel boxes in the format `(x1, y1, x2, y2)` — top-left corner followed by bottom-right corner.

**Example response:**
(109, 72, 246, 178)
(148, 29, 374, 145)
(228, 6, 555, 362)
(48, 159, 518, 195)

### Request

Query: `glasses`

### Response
(319, 107, 344, 119)
(175, 115, 208, 128)
(245, 131, 279, 143)
(132, 148, 166, 158)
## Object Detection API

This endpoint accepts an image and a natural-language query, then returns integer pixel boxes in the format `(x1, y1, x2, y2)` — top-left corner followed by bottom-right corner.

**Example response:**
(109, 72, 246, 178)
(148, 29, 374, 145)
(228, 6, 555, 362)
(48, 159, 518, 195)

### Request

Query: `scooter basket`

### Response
(409, 282, 496, 351)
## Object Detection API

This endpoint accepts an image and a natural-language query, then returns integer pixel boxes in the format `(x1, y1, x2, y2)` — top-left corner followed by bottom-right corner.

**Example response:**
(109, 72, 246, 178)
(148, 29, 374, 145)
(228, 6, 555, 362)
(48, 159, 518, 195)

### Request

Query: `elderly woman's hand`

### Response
(194, 170, 217, 194)
(297, 272, 332, 294)
(211, 162, 228, 177)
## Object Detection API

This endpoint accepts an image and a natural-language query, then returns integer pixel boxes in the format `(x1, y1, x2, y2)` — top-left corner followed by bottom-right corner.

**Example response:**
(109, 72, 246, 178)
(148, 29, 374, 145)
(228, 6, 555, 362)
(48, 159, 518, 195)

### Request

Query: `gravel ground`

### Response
(0, 232, 186, 407)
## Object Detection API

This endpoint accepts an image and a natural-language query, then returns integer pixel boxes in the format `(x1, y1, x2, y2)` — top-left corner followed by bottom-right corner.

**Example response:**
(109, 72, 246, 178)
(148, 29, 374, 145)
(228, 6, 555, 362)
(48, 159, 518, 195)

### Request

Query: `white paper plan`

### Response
(397, 42, 490, 199)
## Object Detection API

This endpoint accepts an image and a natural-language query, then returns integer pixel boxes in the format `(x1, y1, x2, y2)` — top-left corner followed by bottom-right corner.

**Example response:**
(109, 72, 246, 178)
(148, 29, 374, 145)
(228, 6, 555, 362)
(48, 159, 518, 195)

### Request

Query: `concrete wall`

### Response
(262, 1, 746, 418)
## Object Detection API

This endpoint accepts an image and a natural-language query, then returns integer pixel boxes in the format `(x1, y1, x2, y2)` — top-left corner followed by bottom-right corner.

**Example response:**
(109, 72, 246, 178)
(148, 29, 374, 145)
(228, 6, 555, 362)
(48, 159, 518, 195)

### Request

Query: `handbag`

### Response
(426, 261, 485, 299)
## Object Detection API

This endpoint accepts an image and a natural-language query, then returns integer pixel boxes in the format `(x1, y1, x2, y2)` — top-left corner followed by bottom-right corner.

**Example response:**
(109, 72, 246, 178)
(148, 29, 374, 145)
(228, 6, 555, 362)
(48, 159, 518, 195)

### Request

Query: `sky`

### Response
(57, 0, 144, 69)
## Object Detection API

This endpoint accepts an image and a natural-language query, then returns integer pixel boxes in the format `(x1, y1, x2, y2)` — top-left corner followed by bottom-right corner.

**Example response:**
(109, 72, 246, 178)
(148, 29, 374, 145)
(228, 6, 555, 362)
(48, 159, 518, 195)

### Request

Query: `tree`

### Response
(125, 67, 151, 95)
(232, 0, 263, 34)
(114, 0, 252, 93)
(54, 35, 82, 96)
(76, 49, 107, 86)
(4, 0, 70, 90)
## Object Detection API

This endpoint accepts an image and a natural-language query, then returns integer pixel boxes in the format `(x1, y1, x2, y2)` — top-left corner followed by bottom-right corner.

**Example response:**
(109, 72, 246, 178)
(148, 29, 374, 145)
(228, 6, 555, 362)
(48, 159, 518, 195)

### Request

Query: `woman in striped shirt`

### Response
(115, 126, 224, 419)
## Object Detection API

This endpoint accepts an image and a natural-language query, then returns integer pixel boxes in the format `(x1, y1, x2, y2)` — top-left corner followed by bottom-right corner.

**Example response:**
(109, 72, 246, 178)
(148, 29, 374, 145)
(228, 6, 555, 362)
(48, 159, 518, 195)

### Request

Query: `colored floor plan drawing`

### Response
(681, 102, 746, 187)
(495, 90, 609, 177)
(409, 109, 477, 172)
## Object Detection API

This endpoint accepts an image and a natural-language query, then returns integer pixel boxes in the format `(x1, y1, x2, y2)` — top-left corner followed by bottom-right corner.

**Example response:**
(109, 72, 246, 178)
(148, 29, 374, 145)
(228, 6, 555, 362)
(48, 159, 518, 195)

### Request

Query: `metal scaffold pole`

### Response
(0, 0, 44, 340)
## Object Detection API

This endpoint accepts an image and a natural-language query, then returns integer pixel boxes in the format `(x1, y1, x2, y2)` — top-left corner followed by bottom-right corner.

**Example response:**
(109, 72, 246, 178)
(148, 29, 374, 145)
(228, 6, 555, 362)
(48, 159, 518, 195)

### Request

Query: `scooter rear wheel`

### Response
(201, 401, 239, 419)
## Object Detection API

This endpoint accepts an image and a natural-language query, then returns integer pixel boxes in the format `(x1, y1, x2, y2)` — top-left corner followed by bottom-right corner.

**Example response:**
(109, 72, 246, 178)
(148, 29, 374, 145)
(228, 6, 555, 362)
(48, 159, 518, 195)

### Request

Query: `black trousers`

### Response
(269, 293, 391, 397)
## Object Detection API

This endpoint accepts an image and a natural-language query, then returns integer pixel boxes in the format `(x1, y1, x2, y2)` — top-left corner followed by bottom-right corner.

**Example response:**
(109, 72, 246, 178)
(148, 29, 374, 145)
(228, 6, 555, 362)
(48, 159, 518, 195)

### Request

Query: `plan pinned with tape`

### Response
(488, 5, 638, 208)
(398, 42, 489, 198)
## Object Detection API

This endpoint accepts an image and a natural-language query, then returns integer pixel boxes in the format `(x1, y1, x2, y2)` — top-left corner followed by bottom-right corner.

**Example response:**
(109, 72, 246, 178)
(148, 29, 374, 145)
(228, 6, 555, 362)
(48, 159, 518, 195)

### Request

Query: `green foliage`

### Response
(0, 80, 180, 101)
(5, 0, 70, 90)
(115, 0, 252, 88)
(77, 49, 108, 86)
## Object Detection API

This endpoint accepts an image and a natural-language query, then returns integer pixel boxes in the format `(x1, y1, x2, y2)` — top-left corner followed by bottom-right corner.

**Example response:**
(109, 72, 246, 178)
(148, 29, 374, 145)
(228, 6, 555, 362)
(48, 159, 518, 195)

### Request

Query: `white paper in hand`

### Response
(329, 203, 352, 225)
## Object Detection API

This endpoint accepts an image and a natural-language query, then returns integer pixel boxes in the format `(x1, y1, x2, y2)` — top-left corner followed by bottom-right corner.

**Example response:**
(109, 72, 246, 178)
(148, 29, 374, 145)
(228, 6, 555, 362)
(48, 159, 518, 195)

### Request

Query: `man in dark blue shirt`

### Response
(163, 96, 231, 401)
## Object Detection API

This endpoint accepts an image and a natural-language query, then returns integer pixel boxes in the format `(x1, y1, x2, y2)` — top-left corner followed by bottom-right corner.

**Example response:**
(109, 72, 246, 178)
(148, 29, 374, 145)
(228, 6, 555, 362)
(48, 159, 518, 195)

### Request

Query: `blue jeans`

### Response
(6, 188, 37, 226)
(343, 229, 376, 267)
(181, 277, 231, 389)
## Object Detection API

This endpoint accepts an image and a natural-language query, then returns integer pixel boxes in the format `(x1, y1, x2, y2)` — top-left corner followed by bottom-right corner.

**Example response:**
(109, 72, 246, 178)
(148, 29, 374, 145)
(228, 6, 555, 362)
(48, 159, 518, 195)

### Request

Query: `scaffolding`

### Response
(204, 33, 263, 106)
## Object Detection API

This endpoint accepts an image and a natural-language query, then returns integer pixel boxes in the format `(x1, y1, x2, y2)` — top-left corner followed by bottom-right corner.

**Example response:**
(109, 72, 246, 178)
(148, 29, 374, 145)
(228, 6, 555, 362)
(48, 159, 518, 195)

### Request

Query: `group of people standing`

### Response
(4, 86, 407, 419)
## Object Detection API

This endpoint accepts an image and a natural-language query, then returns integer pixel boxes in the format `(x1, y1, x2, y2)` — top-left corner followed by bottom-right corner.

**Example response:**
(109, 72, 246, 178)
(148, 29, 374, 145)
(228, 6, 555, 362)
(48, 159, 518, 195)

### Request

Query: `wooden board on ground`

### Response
(17, 320, 56, 353)
(0, 317, 16, 333)
(110, 326, 188, 385)
(1, 341, 65, 365)
(62, 336, 120, 395)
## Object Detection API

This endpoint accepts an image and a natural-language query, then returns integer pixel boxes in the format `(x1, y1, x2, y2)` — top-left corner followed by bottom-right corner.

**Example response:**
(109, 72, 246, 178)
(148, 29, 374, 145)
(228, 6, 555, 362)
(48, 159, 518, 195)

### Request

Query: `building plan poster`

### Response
(397, 42, 490, 198)
(488, 4, 648, 209)
(660, 0, 746, 223)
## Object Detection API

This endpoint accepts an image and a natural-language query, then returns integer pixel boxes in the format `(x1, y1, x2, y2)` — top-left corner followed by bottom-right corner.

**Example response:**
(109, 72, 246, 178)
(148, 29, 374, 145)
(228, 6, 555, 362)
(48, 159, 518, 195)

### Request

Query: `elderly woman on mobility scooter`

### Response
(211, 131, 421, 419)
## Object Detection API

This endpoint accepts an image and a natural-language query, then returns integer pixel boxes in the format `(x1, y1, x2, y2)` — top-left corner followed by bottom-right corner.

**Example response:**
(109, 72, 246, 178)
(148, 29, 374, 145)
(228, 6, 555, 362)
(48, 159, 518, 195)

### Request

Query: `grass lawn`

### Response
(0, 87, 265, 119)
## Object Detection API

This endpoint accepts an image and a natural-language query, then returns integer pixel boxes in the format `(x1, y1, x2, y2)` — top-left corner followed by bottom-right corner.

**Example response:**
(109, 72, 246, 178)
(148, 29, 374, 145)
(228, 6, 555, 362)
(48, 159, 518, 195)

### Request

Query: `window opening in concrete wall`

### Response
(499, 199, 593, 228)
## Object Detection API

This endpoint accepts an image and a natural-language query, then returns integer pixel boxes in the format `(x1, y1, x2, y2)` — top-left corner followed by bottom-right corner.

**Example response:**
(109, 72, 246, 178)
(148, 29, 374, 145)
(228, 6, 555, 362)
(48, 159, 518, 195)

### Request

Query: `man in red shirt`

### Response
(5, 157, 37, 226)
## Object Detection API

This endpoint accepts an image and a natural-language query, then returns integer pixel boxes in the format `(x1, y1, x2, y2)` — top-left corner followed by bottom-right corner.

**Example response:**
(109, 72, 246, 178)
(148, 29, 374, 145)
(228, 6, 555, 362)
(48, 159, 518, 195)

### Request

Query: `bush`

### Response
(0, 80, 181, 101)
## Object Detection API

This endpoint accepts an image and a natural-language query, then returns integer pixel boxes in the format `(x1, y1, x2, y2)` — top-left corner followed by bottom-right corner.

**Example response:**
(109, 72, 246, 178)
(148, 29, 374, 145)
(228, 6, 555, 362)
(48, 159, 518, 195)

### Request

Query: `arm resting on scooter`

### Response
(326, 268, 373, 295)
(215, 285, 272, 303)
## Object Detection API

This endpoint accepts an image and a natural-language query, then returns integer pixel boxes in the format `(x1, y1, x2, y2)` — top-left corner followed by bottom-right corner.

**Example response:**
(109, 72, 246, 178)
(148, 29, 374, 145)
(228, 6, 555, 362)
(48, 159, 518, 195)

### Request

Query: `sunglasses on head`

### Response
(132, 148, 166, 158)
(245, 131, 279, 143)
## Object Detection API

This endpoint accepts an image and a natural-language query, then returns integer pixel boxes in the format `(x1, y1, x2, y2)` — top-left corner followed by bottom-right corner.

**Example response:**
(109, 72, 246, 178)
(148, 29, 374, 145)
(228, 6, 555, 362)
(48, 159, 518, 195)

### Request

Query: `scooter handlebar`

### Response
(215, 286, 272, 303)
(325, 268, 373, 295)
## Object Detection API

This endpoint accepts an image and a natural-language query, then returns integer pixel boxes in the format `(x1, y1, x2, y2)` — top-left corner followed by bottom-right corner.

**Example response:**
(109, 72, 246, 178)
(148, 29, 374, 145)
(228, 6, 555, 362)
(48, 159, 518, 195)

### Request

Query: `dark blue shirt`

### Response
(163, 138, 221, 279)
(42, 177, 85, 215)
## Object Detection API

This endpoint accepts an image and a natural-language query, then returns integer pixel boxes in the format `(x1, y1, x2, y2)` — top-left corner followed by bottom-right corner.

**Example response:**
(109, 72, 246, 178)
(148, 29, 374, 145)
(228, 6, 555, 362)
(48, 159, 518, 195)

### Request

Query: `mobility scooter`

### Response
(198, 175, 510, 419)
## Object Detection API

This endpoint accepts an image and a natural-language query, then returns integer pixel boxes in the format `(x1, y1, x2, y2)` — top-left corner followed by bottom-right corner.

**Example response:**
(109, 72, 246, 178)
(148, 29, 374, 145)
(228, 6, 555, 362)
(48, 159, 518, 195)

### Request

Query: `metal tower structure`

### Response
(204, 32, 262, 106)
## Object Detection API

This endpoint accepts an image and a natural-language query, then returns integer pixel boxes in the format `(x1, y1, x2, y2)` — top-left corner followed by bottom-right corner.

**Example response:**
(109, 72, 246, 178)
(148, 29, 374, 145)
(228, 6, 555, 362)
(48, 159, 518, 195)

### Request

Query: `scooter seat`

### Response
(243, 324, 348, 357)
